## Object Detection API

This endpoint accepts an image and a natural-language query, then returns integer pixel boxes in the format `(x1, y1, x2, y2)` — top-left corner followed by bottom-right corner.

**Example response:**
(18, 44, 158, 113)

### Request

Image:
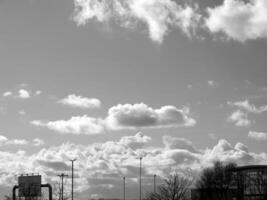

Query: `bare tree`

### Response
(52, 180, 70, 200)
(145, 174, 193, 200)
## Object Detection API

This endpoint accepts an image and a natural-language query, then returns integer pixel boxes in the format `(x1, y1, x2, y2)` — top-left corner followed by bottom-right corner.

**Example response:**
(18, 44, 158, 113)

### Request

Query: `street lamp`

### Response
(70, 159, 77, 200)
(139, 157, 142, 200)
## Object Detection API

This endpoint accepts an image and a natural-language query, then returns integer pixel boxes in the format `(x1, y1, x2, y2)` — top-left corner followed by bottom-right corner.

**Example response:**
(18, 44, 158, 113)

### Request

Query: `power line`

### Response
(57, 173, 68, 200)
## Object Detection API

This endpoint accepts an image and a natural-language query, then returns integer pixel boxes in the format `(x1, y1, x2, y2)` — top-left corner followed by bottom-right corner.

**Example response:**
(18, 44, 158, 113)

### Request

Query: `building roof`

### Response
(232, 165, 267, 171)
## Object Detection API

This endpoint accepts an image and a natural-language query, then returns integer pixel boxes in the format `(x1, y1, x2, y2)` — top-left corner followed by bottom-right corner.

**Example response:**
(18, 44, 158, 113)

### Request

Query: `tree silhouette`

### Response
(195, 161, 237, 200)
(145, 174, 193, 200)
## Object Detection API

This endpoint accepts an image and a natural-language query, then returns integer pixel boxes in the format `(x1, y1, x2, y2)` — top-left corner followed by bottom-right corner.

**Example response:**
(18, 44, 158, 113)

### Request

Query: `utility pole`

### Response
(70, 159, 77, 200)
(123, 177, 126, 200)
(139, 157, 142, 200)
(58, 173, 68, 200)
(153, 174, 156, 193)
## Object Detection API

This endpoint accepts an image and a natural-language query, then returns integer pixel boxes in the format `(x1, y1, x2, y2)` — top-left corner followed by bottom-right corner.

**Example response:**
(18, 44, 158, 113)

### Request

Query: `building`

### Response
(191, 165, 267, 200)
(232, 165, 267, 200)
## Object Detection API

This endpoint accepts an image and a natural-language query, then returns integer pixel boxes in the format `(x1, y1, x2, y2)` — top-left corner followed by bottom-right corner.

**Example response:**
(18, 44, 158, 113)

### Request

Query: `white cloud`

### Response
(19, 110, 26, 115)
(72, 0, 267, 43)
(105, 103, 196, 130)
(248, 131, 267, 141)
(227, 99, 267, 127)
(206, 0, 267, 41)
(163, 135, 199, 153)
(59, 94, 101, 109)
(0, 136, 8, 145)
(73, 0, 201, 43)
(7, 139, 29, 145)
(33, 138, 45, 146)
(228, 110, 251, 127)
(118, 132, 151, 150)
(207, 80, 215, 87)
(31, 116, 105, 135)
(31, 103, 196, 134)
(35, 90, 42, 96)
(228, 100, 267, 114)
(0, 135, 42, 146)
(2, 91, 12, 97)
(18, 89, 30, 99)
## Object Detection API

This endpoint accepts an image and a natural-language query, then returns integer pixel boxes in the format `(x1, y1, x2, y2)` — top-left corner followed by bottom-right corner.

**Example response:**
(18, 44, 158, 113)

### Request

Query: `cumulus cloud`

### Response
(206, 0, 267, 41)
(118, 132, 151, 149)
(227, 99, 267, 126)
(32, 103, 196, 134)
(58, 94, 101, 109)
(73, 0, 201, 43)
(163, 135, 198, 153)
(227, 110, 251, 127)
(248, 131, 267, 140)
(31, 116, 105, 135)
(72, 0, 267, 43)
(204, 139, 256, 165)
(106, 103, 196, 129)
(18, 89, 30, 99)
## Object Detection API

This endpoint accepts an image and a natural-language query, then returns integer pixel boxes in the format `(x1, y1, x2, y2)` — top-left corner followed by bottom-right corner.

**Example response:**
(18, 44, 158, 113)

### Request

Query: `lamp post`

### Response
(123, 176, 126, 200)
(70, 159, 77, 200)
(139, 157, 142, 200)
(153, 174, 156, 193)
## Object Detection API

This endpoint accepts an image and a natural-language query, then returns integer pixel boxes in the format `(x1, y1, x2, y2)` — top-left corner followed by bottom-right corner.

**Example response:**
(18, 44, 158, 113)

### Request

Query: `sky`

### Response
(0, 0, 267, 199)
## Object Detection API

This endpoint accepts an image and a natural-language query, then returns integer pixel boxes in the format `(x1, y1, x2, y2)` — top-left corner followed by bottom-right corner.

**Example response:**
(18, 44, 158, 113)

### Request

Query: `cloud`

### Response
(106, 103, 196, 129)
(205, 0, 267, 41)
(118, 132, 151, 150)
(33, 138, 45, 146)
(248, 131, 267, 140)
(207, 80, 215, 87)
(31, 116, 105, 135)
(72, 0, 267, 43)
(227, 110, 251, 127)
(0, 135, 43, 147)
(35, 90, 42, 96)
(58, 94, 101, 109)
(163, 135, 199, 153)
(32, 103, 196, 134)
(0, 135, 28, 146)
(73, 0, 201, 43)
(2, 91, 12, 97)
(37, 160, 70, 171)
(204, 139, 256, 165)
(227, 99, 267, 126)
(228, 100, 267, 114)
(19, 110, 26, 115)
(2, 85, 42, 100)
(0, 134, 265, 199)
(18, 89, 30, 99)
